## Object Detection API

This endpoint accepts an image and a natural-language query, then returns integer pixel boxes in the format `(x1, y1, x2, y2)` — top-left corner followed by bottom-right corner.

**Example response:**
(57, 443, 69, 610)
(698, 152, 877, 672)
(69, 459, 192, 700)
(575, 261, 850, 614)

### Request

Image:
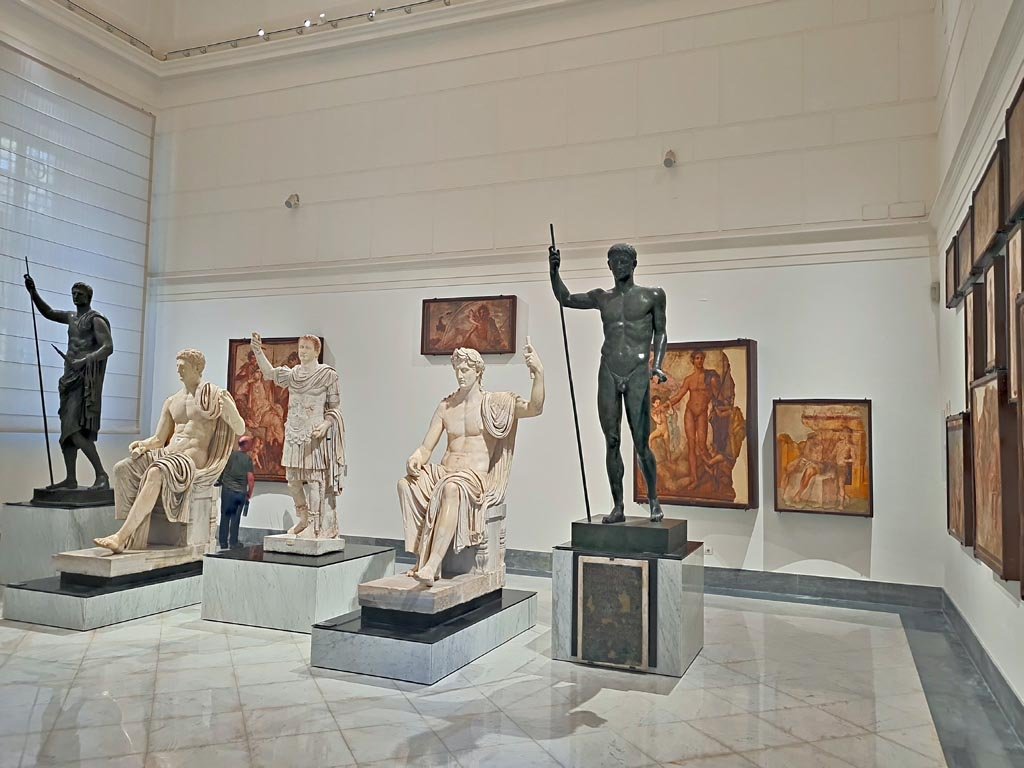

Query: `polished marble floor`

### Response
(0, 574, 1018, 767)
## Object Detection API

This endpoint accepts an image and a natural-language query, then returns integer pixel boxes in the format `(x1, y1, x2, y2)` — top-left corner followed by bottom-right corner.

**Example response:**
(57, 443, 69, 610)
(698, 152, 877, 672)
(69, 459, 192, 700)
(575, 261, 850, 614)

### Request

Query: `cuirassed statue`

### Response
(95, 349, 245, 554)
(250, 332, 345, 540)
(23, 275, 113, 492)
(400, 342, 544, 585)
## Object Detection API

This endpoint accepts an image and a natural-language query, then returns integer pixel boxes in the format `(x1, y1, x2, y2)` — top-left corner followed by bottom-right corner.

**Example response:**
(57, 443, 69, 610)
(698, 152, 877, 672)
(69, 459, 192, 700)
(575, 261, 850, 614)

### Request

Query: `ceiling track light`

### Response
(367, 9, 377, 20)
(257, 27, 265, 36)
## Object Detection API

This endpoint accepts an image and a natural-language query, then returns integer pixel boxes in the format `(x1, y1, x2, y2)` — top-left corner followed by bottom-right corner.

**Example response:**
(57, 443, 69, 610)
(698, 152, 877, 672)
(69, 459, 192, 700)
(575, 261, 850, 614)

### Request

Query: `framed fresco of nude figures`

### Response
(421, 295, 517, 356)
(773, 399, 872, 517)
(227, 336, 324, 482)
(970, 370, 1019, 580)
(946, 412, 974, 547)
(634, 339, 758, 510)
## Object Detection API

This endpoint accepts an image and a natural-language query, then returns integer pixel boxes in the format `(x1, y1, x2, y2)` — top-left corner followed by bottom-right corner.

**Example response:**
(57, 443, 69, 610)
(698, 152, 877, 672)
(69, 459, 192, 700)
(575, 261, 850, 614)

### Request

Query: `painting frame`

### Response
(420, 295, 517, 356)
(226, 335, 325, 483)
(984, 252, 1008, 374)
(1010, 227, 1023, 402)
(956, 207, 976, 294)
(972, 141, 1007, 271)
(969, 369, 1019, 580)
(965, 283, 986, 401)
(633, 339, 759, 511)
(945, 237, 960, 309)
(946, 412, 975, 547)
(1007, 76, 1024, 224)
(772, 398, 873, 518)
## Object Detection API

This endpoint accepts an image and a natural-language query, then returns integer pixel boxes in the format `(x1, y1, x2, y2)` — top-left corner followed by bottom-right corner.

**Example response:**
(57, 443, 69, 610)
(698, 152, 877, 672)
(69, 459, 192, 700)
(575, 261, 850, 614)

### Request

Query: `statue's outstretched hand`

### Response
(523, 336, 542, 378)
(651, 367, 668, 384)
(548, 246, 560, 271)
(250, 332, 263, 355)
(23, 274, 36, 293)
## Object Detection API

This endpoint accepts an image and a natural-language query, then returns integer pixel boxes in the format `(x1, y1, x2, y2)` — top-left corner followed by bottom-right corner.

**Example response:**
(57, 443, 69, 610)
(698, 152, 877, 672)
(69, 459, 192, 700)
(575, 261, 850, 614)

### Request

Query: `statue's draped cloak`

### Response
(402, 391, 519, 563)
(57, 309, 108, 445)
(114, 382, 236, 549)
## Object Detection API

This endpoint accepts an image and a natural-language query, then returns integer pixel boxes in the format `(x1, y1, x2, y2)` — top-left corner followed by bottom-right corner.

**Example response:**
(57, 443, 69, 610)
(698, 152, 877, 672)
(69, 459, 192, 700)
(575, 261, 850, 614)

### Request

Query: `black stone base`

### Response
(361, 589, 502, 631)
(316, 589, 534, 645)
(571, 516, 688, 556)
(206, 543, 393, 569)
(28, 486, 115, 508)
(10, 560, 203, 598)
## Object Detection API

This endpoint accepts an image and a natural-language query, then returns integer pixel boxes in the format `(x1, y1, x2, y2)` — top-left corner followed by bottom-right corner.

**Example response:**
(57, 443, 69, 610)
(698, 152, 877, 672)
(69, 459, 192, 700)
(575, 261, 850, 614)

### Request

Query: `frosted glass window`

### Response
(0, 42, 153, 434)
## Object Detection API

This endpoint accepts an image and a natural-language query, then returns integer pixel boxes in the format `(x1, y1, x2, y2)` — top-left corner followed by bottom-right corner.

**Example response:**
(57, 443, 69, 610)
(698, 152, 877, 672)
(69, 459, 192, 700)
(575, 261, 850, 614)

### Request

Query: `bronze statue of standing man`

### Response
(549, 243, 667, 524)
(24, 275, 113, 492)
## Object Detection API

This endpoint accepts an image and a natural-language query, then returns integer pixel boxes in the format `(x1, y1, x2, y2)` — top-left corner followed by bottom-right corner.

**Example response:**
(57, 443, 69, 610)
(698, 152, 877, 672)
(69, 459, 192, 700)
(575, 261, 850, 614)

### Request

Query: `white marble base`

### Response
(551, 544, 704, 677)
(2, 573, 202, 631)
(311, 590, 536, 684)
(264, 534, 345, 555)
(358, 569, 503, 614)
(202, 546, 394, 633)
(53, 544, 206, 578)
(0, 503, 118, 587)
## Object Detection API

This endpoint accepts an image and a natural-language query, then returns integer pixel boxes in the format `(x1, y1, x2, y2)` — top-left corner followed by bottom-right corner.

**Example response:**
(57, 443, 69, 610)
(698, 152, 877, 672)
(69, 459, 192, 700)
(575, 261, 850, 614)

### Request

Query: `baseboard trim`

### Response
(942, 593, 1024, 743)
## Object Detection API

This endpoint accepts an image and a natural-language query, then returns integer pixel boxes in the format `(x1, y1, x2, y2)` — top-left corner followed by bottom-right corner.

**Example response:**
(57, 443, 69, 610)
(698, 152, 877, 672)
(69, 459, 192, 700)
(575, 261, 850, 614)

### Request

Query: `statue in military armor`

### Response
(250, 333, 346, 539)
(24, 275, 113, 492)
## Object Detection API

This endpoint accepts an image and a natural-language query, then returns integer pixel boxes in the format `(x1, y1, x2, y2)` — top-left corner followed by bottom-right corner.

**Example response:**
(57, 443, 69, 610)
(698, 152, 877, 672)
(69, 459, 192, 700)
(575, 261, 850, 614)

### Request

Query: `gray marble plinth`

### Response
(202, 545, 394, 633)
(311, 590, 536, 684)
(551, 542, 704, 677)
(264, 534, 345, 555)
(0, 502, 118, 587)
(2, 573, 202, 631)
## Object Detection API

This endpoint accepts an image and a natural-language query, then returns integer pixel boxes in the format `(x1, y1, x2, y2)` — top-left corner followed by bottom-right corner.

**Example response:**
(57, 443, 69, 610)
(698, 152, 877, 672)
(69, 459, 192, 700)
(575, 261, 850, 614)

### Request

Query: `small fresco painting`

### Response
(421, 295, 517, 355)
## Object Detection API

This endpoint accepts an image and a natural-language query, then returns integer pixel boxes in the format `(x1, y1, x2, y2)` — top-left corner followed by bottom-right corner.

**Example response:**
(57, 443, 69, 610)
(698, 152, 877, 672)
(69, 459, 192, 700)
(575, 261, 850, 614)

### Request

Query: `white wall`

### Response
(931, 0, 1024, 703)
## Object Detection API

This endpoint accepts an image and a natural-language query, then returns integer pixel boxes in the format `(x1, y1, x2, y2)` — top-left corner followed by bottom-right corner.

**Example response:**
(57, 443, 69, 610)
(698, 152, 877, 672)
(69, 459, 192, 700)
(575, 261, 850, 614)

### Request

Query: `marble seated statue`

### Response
(358, 341, 543, 614)
(250, 332, 346, 554)
(90, 348, 245, 561)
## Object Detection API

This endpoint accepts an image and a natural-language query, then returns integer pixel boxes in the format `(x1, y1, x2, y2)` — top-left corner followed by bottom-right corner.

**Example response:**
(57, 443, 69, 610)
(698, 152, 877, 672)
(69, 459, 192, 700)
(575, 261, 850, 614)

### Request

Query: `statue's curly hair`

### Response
(451, 347, 485, 384)
(299, 334, 322, 355)
(175, 348, 206, 375)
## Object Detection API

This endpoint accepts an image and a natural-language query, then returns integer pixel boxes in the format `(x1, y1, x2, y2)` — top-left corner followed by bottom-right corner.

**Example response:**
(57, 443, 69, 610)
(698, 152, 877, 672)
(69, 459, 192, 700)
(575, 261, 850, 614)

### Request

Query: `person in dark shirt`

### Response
(218, 435, 255, 549)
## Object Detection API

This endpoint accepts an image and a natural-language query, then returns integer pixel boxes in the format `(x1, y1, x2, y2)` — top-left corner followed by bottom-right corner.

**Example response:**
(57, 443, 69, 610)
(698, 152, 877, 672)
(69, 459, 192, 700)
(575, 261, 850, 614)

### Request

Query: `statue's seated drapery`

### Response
(400, 391, 520, 567)
(113, 381, 235, 550)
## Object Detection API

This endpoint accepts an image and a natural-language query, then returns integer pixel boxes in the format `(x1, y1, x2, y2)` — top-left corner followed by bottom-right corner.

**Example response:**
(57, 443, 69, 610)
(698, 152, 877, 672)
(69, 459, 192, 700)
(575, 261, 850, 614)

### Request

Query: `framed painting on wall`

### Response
(965, 283, 986, 399)
(957, 208, 976, 294)
(969, 370, 1019, 580)
(772, 399, 872, 517)
(984, 252, 1007, 373)
(420, 295, 517, 356)
(972, 141, 1007, 270)
(634, 339, 758, 510)
(1010, 228, 1023, 402)
(1007, 78, 1024, 223)
(227, 335, 325, 482)
(946, 412, 974, 547)
(945, 238, 960, 309)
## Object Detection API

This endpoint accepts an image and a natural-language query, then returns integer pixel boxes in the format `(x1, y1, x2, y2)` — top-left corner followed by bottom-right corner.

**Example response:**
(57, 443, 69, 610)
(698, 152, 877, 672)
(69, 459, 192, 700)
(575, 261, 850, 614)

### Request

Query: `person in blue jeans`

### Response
(218, 435, 255, 549)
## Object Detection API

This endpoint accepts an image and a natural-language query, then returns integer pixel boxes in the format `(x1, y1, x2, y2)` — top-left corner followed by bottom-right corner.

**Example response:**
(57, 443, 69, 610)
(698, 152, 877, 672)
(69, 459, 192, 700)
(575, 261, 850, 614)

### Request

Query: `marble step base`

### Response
(311, 589, 536, 685)
(0, 502, 119, 587)
(551, 541, 704, 677)
(54, 544, 207, 578)
(264, 533, 345, 556)
(2, 565, 202, 631)
(358, 569, 503, 614)
(202, 543, 394, 633)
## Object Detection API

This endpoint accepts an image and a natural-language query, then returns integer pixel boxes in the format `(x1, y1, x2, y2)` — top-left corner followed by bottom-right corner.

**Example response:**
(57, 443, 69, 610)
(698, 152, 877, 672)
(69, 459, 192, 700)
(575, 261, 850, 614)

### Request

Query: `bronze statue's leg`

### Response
(624, 368, 662, 522)
(416, 483, 461, 585)
(71, 432, 108, 488)
(51, 442, 79, 489)
(597, 364, 625, 524)
(95, 466, 162, 553)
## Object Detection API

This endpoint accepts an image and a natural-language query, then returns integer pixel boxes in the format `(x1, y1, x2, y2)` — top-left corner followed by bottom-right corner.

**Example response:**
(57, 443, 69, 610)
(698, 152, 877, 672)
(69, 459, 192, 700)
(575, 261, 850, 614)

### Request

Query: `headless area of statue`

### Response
(23, 275, 114, 506)
(251, 332, 347, 555)
(549, 242, 668, 524)
(358, 342, 543, 613)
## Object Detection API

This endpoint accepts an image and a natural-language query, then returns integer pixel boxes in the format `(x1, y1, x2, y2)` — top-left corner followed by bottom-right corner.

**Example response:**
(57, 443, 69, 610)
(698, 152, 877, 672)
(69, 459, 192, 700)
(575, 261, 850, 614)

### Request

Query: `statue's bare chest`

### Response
(170, 393, 200, 425)
(445, 399, 483, 437)
(600, 290, 655, 324)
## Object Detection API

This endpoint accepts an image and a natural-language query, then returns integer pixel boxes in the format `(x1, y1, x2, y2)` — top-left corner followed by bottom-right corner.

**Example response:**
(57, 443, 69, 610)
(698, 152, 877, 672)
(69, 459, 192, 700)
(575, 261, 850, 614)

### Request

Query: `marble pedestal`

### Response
(3, 563, 202, 631)
(311, 589, 536, 684)
(0, 502, 118, 587)
(202, 544, 394, 633)
(264, 534, 345, 556)
(551, 541, 704, 677)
